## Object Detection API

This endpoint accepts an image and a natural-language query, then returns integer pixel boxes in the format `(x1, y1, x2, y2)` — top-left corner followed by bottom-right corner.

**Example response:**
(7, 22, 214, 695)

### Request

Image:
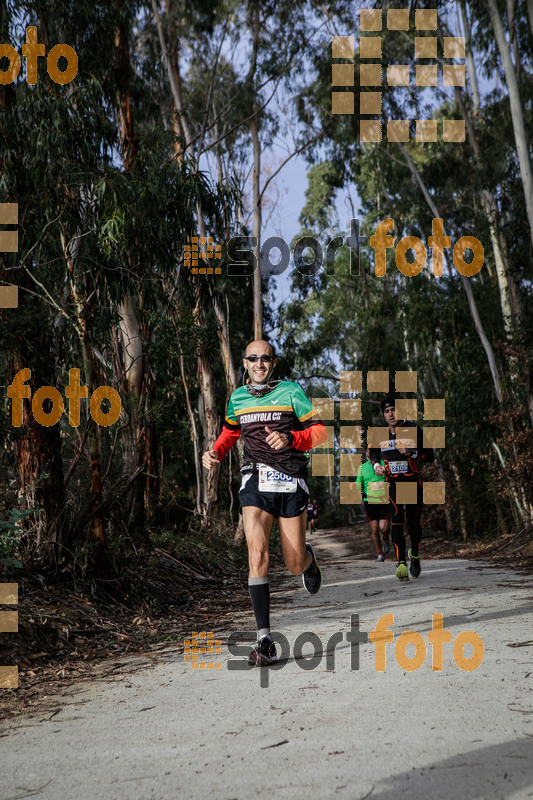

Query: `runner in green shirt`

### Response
(356, 445, 390, 562)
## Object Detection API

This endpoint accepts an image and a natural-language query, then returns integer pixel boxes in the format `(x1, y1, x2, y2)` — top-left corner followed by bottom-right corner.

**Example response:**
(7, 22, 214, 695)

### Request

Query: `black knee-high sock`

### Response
(408, 527, 422, 557)
(407, 504, 422, 557)
(391, 522, 406, 563)
(248, 577, 270, 638)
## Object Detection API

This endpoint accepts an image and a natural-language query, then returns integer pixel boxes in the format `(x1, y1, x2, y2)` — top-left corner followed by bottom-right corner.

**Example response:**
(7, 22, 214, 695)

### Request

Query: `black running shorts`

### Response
(363, 502, 390, 522)
(239, 472, 309, 519)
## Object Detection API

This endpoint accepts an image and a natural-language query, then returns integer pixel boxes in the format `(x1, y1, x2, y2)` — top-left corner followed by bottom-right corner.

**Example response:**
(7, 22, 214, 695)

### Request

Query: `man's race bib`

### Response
(258, 464, 297, 493)
(389, 461, 408, 475)
(367, 480, 387, 503)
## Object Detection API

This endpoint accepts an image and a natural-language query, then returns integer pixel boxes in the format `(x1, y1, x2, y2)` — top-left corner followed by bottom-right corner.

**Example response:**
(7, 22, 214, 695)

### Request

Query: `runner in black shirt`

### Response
(370, 397, 434, 581)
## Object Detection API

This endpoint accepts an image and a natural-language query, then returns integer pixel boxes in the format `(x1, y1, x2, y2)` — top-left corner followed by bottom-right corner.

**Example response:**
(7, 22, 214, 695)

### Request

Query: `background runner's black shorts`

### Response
(363, 502, 390, 522)
(239, 473, 309, 519)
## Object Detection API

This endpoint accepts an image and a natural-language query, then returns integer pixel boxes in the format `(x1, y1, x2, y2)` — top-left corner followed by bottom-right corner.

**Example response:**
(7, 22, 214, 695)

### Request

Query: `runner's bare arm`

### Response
(202, 449, 219, 469)
(202, 426, 241, 468)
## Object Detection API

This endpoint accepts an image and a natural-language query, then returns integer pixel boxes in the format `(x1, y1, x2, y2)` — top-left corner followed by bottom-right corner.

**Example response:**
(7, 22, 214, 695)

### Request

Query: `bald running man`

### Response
(203, 340, 328, 666)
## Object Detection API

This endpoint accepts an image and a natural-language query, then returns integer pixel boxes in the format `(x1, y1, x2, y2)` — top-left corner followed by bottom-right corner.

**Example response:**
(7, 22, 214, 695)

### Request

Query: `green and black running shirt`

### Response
(213, 381, 324, 478)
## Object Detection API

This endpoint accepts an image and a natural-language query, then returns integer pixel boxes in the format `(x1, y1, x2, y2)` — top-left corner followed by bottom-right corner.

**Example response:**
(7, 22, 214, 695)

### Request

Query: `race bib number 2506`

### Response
(258, 465, 297, 493)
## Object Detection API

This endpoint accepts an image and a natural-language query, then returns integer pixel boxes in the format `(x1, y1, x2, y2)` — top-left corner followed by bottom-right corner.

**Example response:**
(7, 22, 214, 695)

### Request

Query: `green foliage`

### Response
(0, 505, 37, 570)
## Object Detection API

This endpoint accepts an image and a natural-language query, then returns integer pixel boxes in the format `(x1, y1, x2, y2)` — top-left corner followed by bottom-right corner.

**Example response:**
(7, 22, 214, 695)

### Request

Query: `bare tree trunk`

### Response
(506, 0, 520, 79)
(152, 1, 224, 519)
(144, 365, 159, 518)
(251, 111, 262, 340)
(234, 514, 246, 545)
(460, 275, 504, 403)
(114, 8, 153, 544)
(7, 353, 64, 567)
(453, 86, 523, 331)
(194, 297, 221, 518)
(416, 358, 454, 538)
(458, 0, 480, 114)
(212, 291, 245, 534)
(118, 295, 151, 542)
(211, 289, 237, 394)
(179, 355, 202, 515)
(491, 441, 531, 523)
(451, 463, 469, 541)
(397, 142, 504, 404)
(436, 456, 454, 537)
(119, 294, 143, 396)
(528, 0, 533, 45)
(247, 2, 262, 340)
(397, 143, 531, 527)
(62, 230, 107, 573)
(484, 0, 533, 245)
(152, 0, 195, 161)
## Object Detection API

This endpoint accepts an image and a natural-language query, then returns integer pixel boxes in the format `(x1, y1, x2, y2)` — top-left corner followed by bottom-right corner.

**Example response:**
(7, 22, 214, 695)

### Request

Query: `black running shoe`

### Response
(408, 548, 421, 578)
(248, 635, 278, 667)
(302, 542, 322, 594)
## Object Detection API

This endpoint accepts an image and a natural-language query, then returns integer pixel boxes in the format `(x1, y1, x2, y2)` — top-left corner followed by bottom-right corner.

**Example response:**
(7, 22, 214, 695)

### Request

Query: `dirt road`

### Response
(2, 529, 532, 799)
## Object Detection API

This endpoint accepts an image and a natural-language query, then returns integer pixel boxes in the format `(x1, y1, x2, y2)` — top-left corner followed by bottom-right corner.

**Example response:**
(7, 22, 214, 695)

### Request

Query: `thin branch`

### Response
(195, 20, 229, 170)
(63, 427, 90, 490)
(259, 130, 325, 202)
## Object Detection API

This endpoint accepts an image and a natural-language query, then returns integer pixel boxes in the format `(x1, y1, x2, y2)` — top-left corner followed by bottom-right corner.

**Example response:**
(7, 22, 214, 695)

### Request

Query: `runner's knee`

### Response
(248, 548, 269, 575)
(286, 551, 307, 575)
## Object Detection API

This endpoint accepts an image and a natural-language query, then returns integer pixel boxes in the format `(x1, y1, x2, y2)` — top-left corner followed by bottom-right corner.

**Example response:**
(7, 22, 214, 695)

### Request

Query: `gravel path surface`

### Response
(2, 530, 533, 800)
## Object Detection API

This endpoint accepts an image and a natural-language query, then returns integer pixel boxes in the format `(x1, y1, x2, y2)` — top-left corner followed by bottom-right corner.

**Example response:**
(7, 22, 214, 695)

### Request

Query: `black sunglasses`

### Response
(244, 354, 274, 363)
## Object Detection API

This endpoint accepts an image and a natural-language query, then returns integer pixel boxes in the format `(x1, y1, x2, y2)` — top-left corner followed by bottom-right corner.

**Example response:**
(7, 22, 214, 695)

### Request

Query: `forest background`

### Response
(0, 0, 532, 598)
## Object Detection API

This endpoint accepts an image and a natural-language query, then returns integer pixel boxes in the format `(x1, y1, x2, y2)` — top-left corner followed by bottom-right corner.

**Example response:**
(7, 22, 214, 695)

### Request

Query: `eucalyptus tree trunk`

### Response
(153, 0, 226, 518)
(484, 0, 533, 245)
(250, 111, 262, 340)
(6, 347, 64, 568)
(528, 0, 533, 45)
(458, 0, 480, 114)
(249, 3, 263, 340)
(61, 230, 107, 571)
(114, 7, 153, 543)
(415, 354, 454, 537)
(396, 143, 505, 404)
(452, 63, 523, 335)
(118, 294, 151, 539)
(395, 145, 532, 525)
(194, 292, 221, 518)
(180, 355, 202, 515)
(451, 463, 469, 541)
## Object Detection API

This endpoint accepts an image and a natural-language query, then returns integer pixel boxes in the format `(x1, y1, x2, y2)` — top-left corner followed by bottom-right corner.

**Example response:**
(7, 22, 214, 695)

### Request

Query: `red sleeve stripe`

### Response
(213, 426, 241, 460)
(292, 423, 328, 451)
